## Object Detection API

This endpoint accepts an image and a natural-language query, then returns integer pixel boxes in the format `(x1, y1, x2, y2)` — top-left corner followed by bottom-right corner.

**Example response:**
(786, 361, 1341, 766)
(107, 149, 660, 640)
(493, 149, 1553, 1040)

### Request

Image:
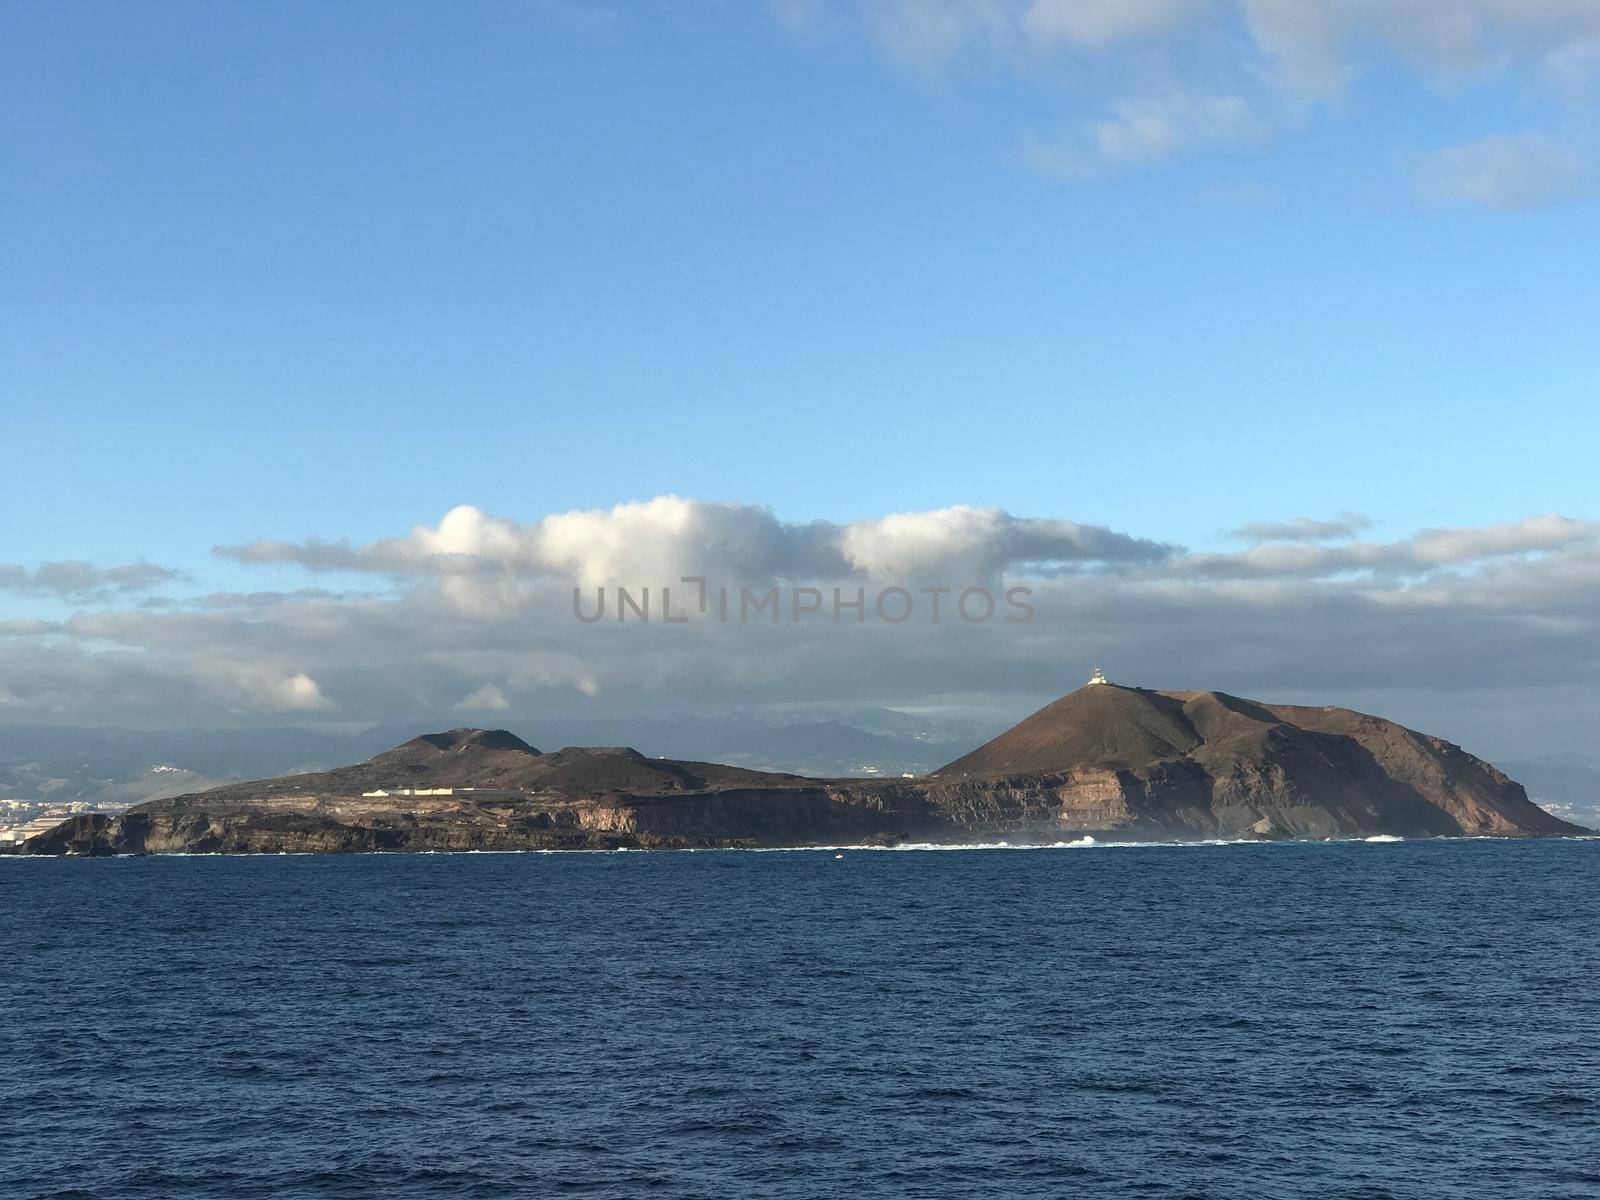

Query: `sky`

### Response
(3, 1, 1599, 758)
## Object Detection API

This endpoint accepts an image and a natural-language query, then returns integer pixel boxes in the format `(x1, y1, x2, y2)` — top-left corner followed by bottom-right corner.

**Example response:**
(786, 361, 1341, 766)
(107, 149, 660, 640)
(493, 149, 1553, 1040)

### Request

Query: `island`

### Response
(10, 675, 1585, 855)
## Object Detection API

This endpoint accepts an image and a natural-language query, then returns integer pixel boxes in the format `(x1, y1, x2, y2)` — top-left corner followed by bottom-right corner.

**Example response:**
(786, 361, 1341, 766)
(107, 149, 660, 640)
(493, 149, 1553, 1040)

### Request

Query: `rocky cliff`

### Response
(11, 685, 1586, 855)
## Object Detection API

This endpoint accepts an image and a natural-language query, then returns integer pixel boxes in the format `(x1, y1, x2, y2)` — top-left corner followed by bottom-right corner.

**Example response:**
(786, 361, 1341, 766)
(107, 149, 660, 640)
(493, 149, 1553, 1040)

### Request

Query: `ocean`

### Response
(3, 839, 1598, 1199)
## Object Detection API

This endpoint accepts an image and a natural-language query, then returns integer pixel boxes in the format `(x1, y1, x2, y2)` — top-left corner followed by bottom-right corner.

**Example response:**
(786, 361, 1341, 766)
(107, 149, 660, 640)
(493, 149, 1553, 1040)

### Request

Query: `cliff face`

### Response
(11, 689, 1587, 856)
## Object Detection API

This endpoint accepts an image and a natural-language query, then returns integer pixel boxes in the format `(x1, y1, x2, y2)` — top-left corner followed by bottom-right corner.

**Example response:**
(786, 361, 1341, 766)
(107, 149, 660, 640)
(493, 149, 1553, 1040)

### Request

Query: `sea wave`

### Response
(5, 832, 1596, 863)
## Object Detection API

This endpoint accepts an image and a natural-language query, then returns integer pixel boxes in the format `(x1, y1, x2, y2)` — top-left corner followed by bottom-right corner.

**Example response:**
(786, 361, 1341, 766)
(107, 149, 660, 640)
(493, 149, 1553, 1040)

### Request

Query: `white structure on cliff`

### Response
(1087, 666, 1110, 686)
(360, 787, 525, 799)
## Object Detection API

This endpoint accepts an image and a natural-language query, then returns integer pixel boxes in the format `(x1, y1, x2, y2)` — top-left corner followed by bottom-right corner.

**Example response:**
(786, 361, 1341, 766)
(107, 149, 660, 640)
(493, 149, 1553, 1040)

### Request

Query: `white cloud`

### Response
(1410, 515, 1597, 562)
(0, 619, 62, 637)
(1413, 131, 1589, 210)
(838, 505, 1172, 579)
(1023, 88, 1264, 178)
(782, 0, 1600, 93)
(1227, 1, 1600, 98)
(1182, 514, 1599, 579)
(218, 497, 1172, 596)
(272, 672, 333, 712)
(1542, 34, 1600, 101)
(457, 684, 512, 712)
(1235, 0, 1357, 100)
(1022, 0, 1200, 48)
(773, 1, 1600, 191)
(1231, 513, 1374, 542)
(864, 0, 1019, 74)
(1091, 90, 1263, 166)
(0, 560, 179, 599)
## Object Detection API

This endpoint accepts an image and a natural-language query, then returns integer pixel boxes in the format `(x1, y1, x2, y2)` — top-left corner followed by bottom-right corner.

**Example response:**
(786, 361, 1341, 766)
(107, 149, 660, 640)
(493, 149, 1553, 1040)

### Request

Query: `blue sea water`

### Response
(3, 839, 1599, 1199)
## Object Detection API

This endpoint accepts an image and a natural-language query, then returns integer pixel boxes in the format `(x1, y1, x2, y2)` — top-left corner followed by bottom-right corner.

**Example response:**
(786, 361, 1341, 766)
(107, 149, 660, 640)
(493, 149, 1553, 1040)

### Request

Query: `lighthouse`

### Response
(1087, 666, 1110, 686)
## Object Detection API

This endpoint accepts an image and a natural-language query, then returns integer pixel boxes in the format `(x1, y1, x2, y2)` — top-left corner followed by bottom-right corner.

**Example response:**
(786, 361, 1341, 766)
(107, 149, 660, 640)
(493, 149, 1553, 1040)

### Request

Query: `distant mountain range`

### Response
(12, 683, 1586, 856)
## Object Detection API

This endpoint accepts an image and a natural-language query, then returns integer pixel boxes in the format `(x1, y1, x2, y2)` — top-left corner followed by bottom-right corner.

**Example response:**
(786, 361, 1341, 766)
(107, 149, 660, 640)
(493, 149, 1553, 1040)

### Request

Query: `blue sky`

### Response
(2, 2, 1599, 748)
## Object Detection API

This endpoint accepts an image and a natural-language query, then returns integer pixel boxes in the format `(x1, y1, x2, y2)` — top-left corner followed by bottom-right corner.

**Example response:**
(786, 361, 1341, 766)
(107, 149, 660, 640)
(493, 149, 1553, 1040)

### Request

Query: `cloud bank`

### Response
(3, 498, 1598, 757)
(215, 497, 1175, 585)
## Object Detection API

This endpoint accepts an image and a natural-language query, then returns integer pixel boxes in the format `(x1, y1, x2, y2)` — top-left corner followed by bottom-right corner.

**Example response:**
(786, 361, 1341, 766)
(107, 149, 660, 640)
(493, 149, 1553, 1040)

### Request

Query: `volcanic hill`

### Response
(935, 683, 1578, 839)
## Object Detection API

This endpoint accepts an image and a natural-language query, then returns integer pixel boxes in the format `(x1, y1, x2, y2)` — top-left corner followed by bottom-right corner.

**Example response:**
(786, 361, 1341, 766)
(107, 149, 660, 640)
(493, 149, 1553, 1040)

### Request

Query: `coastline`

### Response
(7, 829, 1595, 860)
